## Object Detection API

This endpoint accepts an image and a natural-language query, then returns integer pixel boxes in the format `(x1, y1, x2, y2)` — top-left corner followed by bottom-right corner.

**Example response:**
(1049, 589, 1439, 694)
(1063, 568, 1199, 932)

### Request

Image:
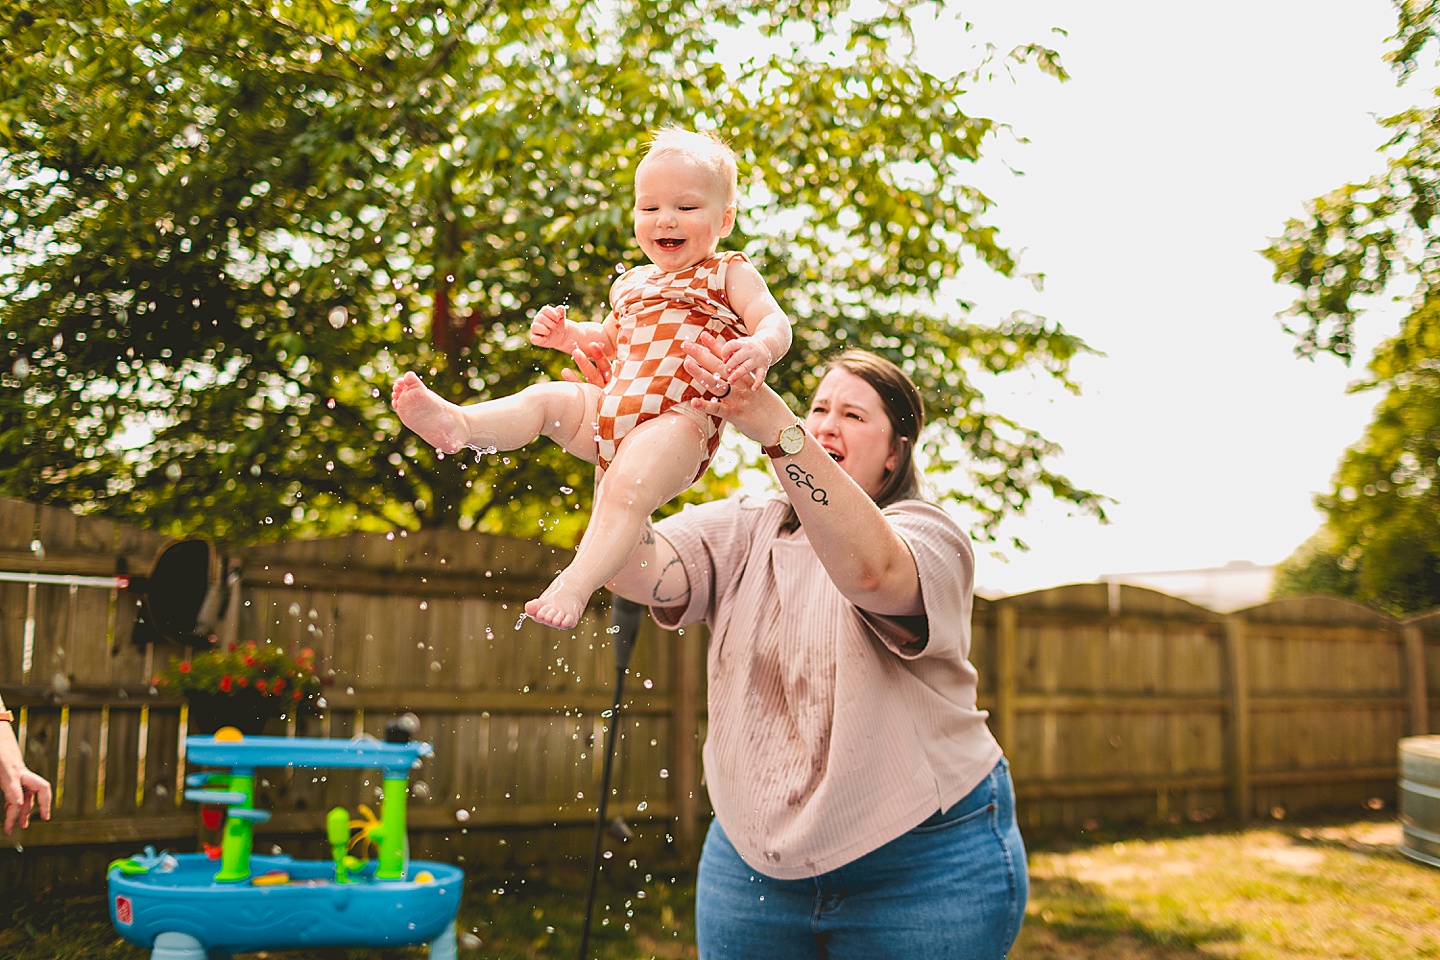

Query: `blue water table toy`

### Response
(107, 727, 463, 960)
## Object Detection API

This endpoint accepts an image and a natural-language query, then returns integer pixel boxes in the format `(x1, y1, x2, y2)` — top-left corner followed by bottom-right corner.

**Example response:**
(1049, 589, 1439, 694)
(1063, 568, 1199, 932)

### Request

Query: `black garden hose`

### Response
(577, 593, 643, 960)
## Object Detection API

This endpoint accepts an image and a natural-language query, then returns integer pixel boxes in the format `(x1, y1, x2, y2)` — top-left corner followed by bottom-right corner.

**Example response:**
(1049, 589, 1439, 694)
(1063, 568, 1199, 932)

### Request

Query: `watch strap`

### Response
(763, 422, 805, 459)
(0, 709, 14, 724)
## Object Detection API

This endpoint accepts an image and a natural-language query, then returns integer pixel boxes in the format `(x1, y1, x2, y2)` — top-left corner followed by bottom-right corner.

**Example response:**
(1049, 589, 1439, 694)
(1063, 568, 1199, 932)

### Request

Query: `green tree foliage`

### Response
(1264, 0, 1440, 613)
(1, 0, 1103, 551)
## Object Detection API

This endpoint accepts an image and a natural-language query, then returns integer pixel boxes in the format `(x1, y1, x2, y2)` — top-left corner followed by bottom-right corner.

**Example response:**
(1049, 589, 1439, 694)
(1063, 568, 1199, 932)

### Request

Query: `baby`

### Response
(392, 127, 791, 630)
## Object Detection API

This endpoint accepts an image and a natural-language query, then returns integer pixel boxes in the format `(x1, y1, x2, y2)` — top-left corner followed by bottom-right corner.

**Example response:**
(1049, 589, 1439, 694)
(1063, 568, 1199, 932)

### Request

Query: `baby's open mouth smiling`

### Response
(656, 238, 685, 248)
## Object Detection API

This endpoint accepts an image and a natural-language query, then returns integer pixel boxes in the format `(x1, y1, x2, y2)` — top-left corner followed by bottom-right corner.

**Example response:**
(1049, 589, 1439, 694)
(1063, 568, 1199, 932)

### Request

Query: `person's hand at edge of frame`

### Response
(1, 726, 53, 835)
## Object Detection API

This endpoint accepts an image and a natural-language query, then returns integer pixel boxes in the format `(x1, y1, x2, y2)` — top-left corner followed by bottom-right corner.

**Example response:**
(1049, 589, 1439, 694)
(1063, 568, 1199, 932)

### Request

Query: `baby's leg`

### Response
(392, 372, 601, 461)
(524, 411, 707, 629)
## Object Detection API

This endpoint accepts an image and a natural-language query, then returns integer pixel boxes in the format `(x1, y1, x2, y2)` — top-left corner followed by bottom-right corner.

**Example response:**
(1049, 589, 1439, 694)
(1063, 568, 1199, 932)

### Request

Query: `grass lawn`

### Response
(4, 814, 1437, 959)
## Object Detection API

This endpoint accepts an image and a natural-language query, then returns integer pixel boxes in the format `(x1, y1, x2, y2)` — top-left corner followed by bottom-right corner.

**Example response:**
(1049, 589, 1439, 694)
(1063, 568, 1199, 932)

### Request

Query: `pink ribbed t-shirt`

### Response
(651, 494, 1003, 880)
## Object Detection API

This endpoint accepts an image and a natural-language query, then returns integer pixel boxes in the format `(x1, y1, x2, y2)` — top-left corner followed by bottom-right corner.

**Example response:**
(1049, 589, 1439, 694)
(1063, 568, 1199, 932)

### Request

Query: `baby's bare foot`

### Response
(524, 579, 587, 631)
(391, 372, 470, 454)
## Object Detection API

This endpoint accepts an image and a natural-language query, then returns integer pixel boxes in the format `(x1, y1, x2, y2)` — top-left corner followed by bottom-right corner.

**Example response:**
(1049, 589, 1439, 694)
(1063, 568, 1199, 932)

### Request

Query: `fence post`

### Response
(994, 605, 1017, 754)
(1404, 622, 1429, 736)
(1223, 615, 1251, 820)
(671, 624, 702, 861)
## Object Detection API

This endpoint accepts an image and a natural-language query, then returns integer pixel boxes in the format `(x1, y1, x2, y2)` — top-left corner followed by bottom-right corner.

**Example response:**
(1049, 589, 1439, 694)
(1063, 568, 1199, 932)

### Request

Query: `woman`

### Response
(603, 335, 1028, 959)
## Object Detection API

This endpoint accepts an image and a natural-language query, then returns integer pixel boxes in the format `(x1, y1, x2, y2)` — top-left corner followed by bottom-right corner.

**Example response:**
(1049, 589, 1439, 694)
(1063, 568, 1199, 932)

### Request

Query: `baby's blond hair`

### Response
(641, 125, 738, 207)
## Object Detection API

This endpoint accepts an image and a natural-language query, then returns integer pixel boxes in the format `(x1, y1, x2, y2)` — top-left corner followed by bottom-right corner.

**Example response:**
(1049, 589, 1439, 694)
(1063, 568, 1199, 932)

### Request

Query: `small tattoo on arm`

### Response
(785, 463, 830, 505)
(640, 520, 655, 545)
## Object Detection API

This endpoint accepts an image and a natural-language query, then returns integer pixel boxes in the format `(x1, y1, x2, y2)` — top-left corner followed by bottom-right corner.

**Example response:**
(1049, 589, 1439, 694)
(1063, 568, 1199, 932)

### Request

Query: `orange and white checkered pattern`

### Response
(596, 251, 750, 476)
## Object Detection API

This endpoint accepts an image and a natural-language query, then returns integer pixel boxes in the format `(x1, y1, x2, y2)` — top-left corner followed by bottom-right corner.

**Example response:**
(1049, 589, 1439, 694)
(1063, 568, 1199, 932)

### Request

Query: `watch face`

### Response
(779, 423, 805, 455)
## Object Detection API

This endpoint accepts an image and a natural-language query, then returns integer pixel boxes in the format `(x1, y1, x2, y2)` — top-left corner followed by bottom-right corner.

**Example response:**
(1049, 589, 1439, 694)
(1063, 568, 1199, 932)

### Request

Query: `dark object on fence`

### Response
(385, 712, 422, 743)
(578, 593, 643, 960)
(1400, 736, 1440, 869)
(129, 538, 225, 647)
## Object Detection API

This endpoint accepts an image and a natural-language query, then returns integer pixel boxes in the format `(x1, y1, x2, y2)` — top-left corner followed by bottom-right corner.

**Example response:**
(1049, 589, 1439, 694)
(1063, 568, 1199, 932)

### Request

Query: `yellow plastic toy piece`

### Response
(213, 727, 245, 742)
(413, 871, 434, 884)
(252, 871, 290, 886)
(347, 803, 382, 860)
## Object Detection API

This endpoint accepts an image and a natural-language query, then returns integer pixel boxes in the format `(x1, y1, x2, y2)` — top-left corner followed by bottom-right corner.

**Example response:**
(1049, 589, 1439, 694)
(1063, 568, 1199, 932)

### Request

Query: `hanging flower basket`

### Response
(154, 642, 324, 735)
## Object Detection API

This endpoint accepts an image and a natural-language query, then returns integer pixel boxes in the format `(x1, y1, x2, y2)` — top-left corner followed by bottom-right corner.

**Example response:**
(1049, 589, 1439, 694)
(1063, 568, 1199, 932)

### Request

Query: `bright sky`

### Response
(902, 0, 1422, 596)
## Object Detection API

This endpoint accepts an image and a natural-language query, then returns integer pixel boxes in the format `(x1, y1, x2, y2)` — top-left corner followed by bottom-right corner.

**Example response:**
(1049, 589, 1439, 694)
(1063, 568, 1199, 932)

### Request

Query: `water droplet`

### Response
(659, 769, 669, 779)
(455, 808, 471, 822)
(559, 486, 573, 495)
(328, 306, 348, 328)
(283, 572, 295, 586)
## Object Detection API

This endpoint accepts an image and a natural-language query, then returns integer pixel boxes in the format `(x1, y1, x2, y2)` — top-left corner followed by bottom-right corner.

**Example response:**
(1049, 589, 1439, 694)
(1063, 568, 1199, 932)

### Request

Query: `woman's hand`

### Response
(681, 332, 792, 443)
(561, 341, 613, 387)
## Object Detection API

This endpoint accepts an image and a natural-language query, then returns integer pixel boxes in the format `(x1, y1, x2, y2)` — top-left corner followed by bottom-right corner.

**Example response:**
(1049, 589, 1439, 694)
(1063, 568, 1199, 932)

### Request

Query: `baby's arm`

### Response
(530, 304, 617, 364)
(721, 260, 791, 389)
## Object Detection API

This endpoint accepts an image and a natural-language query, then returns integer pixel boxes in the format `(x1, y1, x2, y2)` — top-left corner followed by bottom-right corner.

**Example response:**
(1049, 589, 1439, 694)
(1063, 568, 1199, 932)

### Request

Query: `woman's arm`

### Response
(680, 335, 923, 617)
(605, 519, 691, 612)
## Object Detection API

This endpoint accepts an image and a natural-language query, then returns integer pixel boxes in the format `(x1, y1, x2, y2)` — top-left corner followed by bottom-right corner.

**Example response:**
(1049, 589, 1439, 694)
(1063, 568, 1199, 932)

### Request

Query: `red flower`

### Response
(237, 676, 248, 687)
(179, 662, 191, 673)
(273, 678, 285, 694)
(255, 679, 267, 693)
(219, 675, 233, 693)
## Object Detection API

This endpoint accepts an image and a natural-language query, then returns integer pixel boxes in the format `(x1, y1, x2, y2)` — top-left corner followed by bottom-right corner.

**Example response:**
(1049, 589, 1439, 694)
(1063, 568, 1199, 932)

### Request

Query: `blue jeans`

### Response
(695, 757, 1027, 960)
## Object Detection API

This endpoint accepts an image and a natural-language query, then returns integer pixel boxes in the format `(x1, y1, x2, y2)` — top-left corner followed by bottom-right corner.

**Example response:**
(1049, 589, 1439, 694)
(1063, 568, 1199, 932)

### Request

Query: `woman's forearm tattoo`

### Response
(785, 463, 829, 505)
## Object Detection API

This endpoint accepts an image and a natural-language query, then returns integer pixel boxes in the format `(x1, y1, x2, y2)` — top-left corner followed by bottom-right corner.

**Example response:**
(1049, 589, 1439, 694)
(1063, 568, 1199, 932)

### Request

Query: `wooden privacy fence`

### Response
(1, 496, 1437, 892)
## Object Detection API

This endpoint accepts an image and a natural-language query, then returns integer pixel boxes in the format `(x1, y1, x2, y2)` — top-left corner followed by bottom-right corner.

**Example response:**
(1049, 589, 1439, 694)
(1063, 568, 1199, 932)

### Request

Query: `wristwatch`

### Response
(762, 421, 807, 459)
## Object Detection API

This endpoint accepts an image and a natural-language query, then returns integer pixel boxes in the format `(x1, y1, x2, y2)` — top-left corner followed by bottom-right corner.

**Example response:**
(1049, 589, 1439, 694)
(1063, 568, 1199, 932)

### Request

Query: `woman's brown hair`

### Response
(824, 349, 925, 507)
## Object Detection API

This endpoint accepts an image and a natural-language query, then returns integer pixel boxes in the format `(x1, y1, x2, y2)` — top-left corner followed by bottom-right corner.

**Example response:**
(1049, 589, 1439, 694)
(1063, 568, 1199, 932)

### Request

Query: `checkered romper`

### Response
(595, 250, 751, 478)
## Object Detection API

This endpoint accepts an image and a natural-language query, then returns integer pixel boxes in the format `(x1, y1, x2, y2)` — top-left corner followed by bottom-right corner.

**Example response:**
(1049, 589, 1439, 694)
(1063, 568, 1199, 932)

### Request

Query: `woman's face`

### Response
(805, 368, 900, 500)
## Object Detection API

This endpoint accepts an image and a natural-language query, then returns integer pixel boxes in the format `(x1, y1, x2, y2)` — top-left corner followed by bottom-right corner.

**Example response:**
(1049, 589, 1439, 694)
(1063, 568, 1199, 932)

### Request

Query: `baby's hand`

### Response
(720, 336, 772, 390)
(529, 305, 571, 351)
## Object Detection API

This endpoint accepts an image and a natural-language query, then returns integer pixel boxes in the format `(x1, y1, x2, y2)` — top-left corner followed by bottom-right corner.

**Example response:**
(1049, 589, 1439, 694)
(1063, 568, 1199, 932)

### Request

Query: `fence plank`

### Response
(1224, 616, 1251, 820)
(4, 496, 1439, 889)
